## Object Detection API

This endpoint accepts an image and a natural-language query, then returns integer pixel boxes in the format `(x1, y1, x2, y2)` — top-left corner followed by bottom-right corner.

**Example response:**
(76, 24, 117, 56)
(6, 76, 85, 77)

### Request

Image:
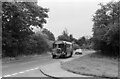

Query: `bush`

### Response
(92, 1, 119, 57)
(24, 33, 51, 55)
(73, 44, 80, 50)
(2, 32, 52, 57)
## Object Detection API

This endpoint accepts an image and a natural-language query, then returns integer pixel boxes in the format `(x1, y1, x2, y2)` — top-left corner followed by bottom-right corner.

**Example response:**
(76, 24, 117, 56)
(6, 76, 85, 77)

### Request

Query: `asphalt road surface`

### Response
(2, 53, 60, 77)
(1, 50, 95, 78)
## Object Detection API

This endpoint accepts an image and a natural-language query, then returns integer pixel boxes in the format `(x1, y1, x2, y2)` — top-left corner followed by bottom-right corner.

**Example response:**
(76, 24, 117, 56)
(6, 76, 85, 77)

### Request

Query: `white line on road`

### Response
(3, 67, 39, 77)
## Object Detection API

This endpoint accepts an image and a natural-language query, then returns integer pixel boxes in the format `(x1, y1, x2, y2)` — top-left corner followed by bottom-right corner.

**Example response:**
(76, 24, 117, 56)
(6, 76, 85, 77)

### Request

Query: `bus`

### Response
(52, 41, 73, 58)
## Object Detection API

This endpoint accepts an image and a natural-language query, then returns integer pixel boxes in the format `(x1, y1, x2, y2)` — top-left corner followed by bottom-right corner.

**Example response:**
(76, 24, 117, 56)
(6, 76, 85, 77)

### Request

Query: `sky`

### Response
(37, 0, 117, 39)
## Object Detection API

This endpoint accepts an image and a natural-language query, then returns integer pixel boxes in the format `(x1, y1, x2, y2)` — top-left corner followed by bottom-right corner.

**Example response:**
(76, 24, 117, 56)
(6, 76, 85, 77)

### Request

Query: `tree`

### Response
(42, 28, 55, 41)
(28, 33, 51, 54)
(57, 28, 77, 43)
(92, 1, 119, 56)
(57, 29, 71, 42)
(76, 36, 93, 49)
(77, 36, 86, 46)
(2, 2, 49, 57)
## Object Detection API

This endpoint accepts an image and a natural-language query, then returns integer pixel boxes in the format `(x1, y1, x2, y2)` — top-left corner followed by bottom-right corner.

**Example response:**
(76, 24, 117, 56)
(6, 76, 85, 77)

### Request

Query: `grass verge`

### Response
(2, 52, 50, 64)
(61, 50, 118, 78)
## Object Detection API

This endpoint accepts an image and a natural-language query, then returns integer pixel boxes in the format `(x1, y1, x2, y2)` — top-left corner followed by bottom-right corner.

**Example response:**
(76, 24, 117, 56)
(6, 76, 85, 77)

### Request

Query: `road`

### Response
(1, 50, 95, 78)
(2, 53, 60, 77)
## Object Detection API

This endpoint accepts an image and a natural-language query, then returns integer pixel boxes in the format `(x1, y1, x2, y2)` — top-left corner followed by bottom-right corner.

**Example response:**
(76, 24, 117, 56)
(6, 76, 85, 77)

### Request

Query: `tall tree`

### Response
(2, 2, 49, 57)
(42, 28, 55, 41)
(92, 1, 119, 56)
(57, 29, 71, 42)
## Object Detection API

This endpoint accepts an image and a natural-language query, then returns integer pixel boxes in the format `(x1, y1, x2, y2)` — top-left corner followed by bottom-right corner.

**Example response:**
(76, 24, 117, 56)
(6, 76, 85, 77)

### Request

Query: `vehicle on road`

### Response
(52, 41, 73, 58)
(75, 49, 82, 55)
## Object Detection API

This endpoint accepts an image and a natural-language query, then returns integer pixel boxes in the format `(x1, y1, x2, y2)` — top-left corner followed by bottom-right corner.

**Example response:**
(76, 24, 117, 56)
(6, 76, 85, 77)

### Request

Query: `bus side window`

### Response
(66, 44, 70, 48)
(53, 44, 57, 48)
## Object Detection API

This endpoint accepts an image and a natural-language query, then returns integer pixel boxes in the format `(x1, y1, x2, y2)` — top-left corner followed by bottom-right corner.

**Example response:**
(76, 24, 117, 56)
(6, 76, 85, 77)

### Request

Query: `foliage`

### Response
(76, 36, 93, 49)
(77, 36, 86, 46)
(42, 28, 55, 41)
(57, 29, 75, 42)
(72, 43, 80, 50)
(24, 33, 51, 55)
(57, 29, 70, 42)
(2, 2, 49, 57)
(92, 1, 119, 56)
(57, 29, 82, 50)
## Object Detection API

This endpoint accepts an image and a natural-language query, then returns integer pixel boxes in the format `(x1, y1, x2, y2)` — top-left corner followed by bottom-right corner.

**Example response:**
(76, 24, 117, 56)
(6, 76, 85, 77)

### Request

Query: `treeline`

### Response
(75, 36, 93, 49)
(92, 1, 119, 57)
(57, 29, 92, 50)
(2, 2, 55, 57)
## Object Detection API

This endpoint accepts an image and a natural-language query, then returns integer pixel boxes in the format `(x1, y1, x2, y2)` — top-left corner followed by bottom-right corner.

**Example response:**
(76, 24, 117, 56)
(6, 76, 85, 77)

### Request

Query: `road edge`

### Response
(40, 68, 60, 79)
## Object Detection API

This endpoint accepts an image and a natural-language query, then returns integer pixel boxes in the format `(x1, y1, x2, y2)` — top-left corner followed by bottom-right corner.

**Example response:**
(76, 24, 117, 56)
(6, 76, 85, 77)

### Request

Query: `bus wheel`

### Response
(52, 55, 56, 59)
(69, 52, 73, 57)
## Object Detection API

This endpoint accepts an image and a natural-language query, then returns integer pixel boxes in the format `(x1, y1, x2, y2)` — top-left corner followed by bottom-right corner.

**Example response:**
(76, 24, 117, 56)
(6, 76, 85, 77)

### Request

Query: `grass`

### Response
(2, 52, 50, 64)
(61, 50, 118, 78)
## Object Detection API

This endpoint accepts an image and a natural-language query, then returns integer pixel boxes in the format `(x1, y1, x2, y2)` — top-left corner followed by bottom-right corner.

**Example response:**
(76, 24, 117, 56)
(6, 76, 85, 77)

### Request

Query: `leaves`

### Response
(42, 28, 55, 41)
(2, 2, 49, 57)
(92, 1, 119, 56)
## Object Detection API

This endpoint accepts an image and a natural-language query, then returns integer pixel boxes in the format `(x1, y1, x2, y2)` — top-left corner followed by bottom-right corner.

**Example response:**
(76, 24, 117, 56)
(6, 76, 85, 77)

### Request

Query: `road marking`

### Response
(3, 67, 39, 77)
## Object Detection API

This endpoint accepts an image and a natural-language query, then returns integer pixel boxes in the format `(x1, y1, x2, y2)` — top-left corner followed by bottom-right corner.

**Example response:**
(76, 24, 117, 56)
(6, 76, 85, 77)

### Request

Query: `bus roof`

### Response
(54, 41, 72, 45)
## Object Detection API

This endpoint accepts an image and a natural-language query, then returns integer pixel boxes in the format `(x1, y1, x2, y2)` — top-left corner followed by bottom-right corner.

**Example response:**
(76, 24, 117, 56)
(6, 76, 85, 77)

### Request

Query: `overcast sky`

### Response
(37, 0, 116, 39)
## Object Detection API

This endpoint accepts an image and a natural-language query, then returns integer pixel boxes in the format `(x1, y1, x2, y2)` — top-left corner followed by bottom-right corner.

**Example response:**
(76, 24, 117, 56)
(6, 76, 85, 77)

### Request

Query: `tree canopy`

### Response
(2, 2, 49, 57)
(57, 29, 74, 42)
(92, 1, 119, 56)
(42, 28, 55, 41)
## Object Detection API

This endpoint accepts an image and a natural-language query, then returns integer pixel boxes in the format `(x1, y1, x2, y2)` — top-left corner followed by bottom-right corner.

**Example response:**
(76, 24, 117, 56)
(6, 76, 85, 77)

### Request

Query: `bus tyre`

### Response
(52, 55, 56, 59)
(65, 52, 67, 58)
(69, 52, 73, 57)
